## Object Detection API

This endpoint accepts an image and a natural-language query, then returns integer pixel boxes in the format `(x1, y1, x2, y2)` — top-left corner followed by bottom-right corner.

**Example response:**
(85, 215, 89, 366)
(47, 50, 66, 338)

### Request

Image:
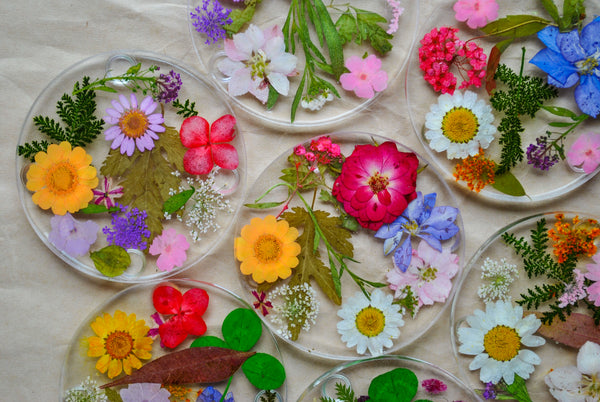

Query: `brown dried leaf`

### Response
(100, 347, 255, 389)
(529, 311, 600, 349)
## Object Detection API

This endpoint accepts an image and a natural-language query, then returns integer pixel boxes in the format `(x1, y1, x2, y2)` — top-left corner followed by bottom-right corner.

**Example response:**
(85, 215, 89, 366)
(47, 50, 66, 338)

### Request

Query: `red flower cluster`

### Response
(294, 136, 343, 165)
(418, 26, 487, 94)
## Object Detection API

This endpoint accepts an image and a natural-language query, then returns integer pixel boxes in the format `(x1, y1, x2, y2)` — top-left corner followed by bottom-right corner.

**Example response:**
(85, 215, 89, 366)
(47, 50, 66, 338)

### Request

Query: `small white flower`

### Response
(477, 257, 519, 302)
(267, 282, 319, 340)
(64, 376, 108, 402)
(545, 341, 600, 401)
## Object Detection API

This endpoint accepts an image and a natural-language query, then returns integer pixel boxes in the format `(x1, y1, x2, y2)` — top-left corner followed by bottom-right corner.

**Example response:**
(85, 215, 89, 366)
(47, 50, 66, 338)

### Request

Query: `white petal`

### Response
(267, 72, 290, 96)
(577, 341, 600, 375)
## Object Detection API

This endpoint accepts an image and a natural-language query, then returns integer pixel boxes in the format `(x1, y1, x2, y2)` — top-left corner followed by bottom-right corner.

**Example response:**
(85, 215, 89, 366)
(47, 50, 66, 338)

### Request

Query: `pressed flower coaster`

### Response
(450, 211, 600, 400)
(405, 0, 600, 203)
(16, 50, 246, 282)
(60, 279, 286, 401)
(188, 0, 419, 128)
(233, 132, 465, 360)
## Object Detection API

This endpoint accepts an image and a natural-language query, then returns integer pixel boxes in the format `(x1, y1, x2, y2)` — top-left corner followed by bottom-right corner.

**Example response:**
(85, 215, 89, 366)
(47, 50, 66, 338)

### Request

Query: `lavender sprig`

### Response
(191, 0, 233, 44)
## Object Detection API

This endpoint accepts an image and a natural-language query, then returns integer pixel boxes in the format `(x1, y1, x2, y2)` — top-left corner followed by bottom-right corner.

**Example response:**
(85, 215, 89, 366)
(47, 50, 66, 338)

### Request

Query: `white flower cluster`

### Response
(477, 257, 519, 303)
(267, 282, 320, 340)
(64, 376, 108, 402)
(300, 90, 334, 111)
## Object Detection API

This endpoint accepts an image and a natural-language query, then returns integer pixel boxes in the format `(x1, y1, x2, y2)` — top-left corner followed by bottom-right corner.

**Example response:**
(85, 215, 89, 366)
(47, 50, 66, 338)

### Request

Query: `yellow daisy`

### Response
(235, 215, 301, 283)
(26, 141, 98, 215)
(87, 310, 153, 379)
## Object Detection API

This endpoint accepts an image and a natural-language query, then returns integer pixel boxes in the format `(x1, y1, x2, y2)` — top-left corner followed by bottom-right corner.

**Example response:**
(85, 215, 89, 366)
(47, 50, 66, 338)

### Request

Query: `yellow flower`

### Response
(235, 215, 301, 283)
(26, 141, 98, 215)
(87, 310, 153, 379)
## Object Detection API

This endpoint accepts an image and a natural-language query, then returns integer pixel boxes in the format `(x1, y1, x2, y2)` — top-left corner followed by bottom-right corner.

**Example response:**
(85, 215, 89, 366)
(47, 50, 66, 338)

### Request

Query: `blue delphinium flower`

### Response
(196, 386, 234, 402)
(190, 0, 233, 45)
(374, 192, 460, 272)
(529, 16, 600, 118)
(102, 203, 151, 250)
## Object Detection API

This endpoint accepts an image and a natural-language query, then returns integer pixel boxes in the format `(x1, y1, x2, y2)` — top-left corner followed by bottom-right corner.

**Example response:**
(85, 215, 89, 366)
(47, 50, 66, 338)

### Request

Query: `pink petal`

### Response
(210, 114, 236, 143)
(212, 143, 239, 170)
(180, 116, 209, 148)
(183, 146, 213, 175)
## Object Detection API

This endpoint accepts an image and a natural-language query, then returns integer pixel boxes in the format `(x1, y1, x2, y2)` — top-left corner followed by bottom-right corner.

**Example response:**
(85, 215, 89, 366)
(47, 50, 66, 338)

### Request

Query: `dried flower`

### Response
(477, 257, 519, 303)
(422, 378, 448, 394)
(482, 382, 497, 399)
(102, 203, 151, 251)
(545, 341, 600, 400)
(190, 0, 232, 44)
(453, 148, 496, 192)
(567, 132, 600, 174)
(149, 228, 190, 272)
(300, 90, 334, 111)
(92, 176, 123, 209)
(252, 290, 273, 316)
(584, 252, 600, 307)
(120, 383, 171, 402)
(197, 386, 234, 402)
(154, 69, 182, 103)
(340, 54, 388, 99)
(49, 213, 98, 257)
(267, 282, 319, 340)
(64, 376, 108, 402)
(558, 269, 587, 308)
(526, 135, 561, 171)
(386, 0, 404, 34)
(453, 0, 499, 29)
(548, 214, 600, 264)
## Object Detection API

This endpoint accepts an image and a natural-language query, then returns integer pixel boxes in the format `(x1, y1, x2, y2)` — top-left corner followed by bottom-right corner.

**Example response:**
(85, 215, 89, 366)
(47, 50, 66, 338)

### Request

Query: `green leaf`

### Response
(191, 335, 229, 348)
(125, 63, 142, 75)
(222, 308, 262, 352)
(503, 374, 533, 402)
(78, 204, 110, 214)
(242, 353, 286, 390)
(90, 245, 131, 277)
(163, 187, 195, 214)
(290, 69, 307, 123)
(540, 0, 560, 24)
(93, 85, 119, 93)
(540, 105, 579, 119)
(266, 85, 279, 110)
(226, 2, 259, 35)
(368, 368, 418, 402)
(335, 12, 357, 45)
(561, 0, 586, 31)
(491, 171, 527, 197)
(481, 15, 552, 38)
(313, 0, 344, 79)
(244, 201, 285, 209)
(104, 387, 123, 402)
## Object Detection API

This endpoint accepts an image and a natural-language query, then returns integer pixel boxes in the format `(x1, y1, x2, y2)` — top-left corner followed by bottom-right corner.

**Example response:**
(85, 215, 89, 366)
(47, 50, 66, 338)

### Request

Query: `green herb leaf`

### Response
(164, 187, 195, 214)
(222, 308, 262, 352)
(266, 85, 279, 110)
(481, 15, 552, 38)
(191, 335, 229, 348)
(503, 374, 532, 402)
(368, 368, 418, 402)
(540, 0, 560, 24)
(242, 352, 286, 390)
(173, 98, 199, 118)
(314, 0, 344, 79)
(491, 171, 527, 197)
(90, 245, 131, 277)
(244, 201, 286, 209)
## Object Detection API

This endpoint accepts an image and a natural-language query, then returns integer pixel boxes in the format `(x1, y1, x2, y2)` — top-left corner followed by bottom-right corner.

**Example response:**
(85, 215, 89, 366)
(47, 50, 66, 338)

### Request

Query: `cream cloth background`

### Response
(1, 0, 599, 400)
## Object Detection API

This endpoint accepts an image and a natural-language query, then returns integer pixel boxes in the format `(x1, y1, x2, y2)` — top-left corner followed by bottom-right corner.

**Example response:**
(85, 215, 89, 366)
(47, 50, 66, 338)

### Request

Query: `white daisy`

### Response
(457, 300, 545, 385)
(336, 288, 405, 356)
(424, 90, 496, 159)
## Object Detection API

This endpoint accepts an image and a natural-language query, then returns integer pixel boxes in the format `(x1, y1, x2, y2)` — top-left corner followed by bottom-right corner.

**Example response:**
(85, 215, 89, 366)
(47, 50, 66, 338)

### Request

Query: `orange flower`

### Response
(453, 148, 495, 192)
(548, 213, 600, 263)
(26, 141, 98, 215)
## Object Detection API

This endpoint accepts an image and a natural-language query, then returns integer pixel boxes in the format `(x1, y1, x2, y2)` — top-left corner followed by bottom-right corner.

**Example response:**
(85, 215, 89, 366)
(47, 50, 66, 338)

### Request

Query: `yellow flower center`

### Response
(576, 50, 600, 75)
(248, 49, 268, 80)
(254, 234, 282, 263)
(583, 373, 600, 397)
(355, 306, 386, 337)
(483, 325, 521, 361)
(46, 162, 78, 195)
(442, 107, 479, 143)
(104, 330, 134, 360)
(368, 172, 389, 194)
(119, 109, 149, 139)
(419, 266, 438, 282)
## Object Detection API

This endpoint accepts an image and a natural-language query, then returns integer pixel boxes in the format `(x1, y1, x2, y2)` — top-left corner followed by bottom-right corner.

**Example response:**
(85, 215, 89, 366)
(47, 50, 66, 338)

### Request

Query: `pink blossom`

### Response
(386, 0, 404, 34)
(453, 0, 499, 29)
(92, 176, 123, 209)
(340, 55, 388, 99)
(558, 269, 587, 308)
(422, 378, 448, 394)
(149, 228, 190, 272)
(386, 240, 459, 307)
(585, 252, 600, 306)
(567, 132, 600, 174)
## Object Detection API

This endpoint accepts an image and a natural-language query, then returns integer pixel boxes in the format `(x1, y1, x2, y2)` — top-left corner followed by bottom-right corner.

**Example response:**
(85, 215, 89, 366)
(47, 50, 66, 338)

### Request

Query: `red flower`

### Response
(180, 114, 239, 175)
(332, 142, 418, 231)
(152, 285, 209, 348)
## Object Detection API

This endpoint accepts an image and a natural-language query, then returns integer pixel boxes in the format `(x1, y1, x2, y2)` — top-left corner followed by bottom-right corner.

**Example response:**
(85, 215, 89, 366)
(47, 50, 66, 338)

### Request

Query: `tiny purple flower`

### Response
(482, 382, 497, 399)
(49, 213, 98, 257)
(526, 136, 560, 170)
(191, 0, 233, 45)
(102, 203, 151, 251)
(155, 70, 182, 103)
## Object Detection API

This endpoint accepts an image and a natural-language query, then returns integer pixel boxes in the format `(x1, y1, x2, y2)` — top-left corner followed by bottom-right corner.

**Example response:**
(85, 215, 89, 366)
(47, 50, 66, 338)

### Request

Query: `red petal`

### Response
(210, 114, 236, 143)
(182, 313, 208, 336)
(212, 143, 239, 170)
(180, 116, 209, 148)
(159, 316, 188, 348)
(181, 288, 209, 315)
(183, 146, 213, 175)
(377, 189, 391, 205)
(153, 286, 182, 315)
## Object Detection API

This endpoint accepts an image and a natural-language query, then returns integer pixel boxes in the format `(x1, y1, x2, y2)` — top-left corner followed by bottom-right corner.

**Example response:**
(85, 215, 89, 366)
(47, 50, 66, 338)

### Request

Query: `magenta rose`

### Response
(332, 141, 419, 230)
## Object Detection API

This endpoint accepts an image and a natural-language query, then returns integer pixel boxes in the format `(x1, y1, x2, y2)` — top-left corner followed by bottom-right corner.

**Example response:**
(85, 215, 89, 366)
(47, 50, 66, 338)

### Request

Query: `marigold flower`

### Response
(26, 141, 98, 215)
(548, 214, 600, 263)
(235, 215, 301, 283)
(453, 148, 496, 192)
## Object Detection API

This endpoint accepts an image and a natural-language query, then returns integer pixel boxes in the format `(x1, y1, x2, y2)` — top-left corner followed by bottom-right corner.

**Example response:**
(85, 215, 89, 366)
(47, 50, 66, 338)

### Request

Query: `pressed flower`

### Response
(457, 300, 545, 385)
(339, 55, 388, 99)
(526, 135, 561, 171)
(217, 24, 298, 104)
(49, 213, 98, 257)
(558, 269, 587, 308)
(163, 384, 192, 402)
(332, 141, 419, 231)
(64, 376, 107, 402)
(422, 378, 448, 394)
(386, 240, 459, 307)
(425, 90, 496, 159)
(87, 310, 153, 379)
(545, 341, 600, 401)
(386, 0, 404, 34)
(92, 176, 123, 209)
(267, 282, 319, 340)
(197, 386, 234, 402)
(337, 288, 405, 356)
(180, 114, 239, 175)
(530, 17, 600, 117)
(154, 69, 182, 104)
(567, 132, 600, 174)
(149, 228, 190, 272)
(584, 252, 600, 307)
(453, 0, 499, 29)
(119, 383, 171, 402)
(252, 290, 273, 316)
(234, 215, 301, 283)
(103, 93, 165, 157)
(548, 214, 600, 264)
(375, 191, 460, 272)
(102, 204, 151, 251)
(152, 285, 209, 348)
(477, 257, 519, 303)
(300, 90, 334, 111)
(25, 141, 98, 215)
(453, 148, 496, 192)
(190, 0, 232, 45)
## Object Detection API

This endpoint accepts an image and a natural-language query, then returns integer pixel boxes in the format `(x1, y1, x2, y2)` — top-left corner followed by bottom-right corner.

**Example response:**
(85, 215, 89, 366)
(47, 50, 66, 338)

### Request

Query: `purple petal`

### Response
(375, 217, 408, 239)
(423, 206, 460, 240)
(393, 237, 413, 272)
(104, 125, 122, 140)
(129, 93, 138, 109)
(575, 75, 600, 118)
(140, 96, 156, 114)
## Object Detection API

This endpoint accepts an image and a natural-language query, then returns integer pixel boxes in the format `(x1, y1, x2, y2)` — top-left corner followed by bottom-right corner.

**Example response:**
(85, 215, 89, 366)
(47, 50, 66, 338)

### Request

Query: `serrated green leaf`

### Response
(314, 0, 344, 79)
(481, 15, 552, 38)
(90, 245, 131, 277)
(336, 12, 357, 45)
(368, 368, 418, 402)
(222, 308, 262, 352)
(226, 2, 258, 35)
(492, 171, 527, 197)
(242, 353, 286, 390)
(155, 125, 186, 173)
(503, 374, 532, 402)
(164, 187, 195, 214)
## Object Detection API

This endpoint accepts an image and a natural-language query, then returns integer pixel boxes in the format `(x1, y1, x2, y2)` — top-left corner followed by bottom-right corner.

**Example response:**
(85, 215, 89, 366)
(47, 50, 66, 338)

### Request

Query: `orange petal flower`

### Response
(453, 148, 495, 192)
(548, 214, 600, 263)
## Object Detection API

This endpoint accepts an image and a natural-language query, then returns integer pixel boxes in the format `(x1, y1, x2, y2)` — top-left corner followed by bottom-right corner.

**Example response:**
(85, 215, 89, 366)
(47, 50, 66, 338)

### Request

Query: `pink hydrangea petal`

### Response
(371, 71, 389, 92)
(212, 143, 239, 170)
(354, 82, 376, 99)
(183, 146, 214, 175)
(210, 114, 236, 143)
(345, 55, 365, 72)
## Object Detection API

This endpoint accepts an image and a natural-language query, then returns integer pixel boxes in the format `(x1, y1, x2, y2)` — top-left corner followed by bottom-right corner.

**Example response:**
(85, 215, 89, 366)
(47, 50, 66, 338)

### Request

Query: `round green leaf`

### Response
(222, 308, 262, 351)
(368, 368, 418, 402)
(190, 336, 228, 348)
(242, 353, 286, 390)
(90, 245, 131, 277)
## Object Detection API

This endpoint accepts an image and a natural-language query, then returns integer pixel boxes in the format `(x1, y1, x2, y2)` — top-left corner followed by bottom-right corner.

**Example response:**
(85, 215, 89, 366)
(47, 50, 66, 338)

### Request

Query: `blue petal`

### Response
(393, 237, 412, 273)
(383, 233, 405, 256)
(418, 233, 443, 252)
(548, 73, 580, 88)
(581, 16, 600, 55)
(575, 75, 600, 118)
(420, 192, 437, 222)
(374, 217, 407, 239)
(530, 48, 578, 88)
(537, 26, 560, 53)
(404, 191, 426, 223)
(557, 29, 586, 63)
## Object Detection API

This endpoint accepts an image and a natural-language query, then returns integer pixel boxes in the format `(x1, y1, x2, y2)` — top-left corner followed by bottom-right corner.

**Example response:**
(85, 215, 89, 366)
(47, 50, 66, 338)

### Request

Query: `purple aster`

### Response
(102, 203, 151, 251)
(196, 386, 234, 402)
(191, 0, 233, 45)
(375, 192, 460, 272)
(49, 213, 98, 257)
(530, 16, 600, 118)
(526, 136, 560, 170)
(155, 69, 182, 103)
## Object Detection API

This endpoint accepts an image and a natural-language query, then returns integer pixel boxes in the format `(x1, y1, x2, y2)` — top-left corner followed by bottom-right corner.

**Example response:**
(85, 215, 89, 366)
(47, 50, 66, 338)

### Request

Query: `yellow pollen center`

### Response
(119, 109, 149, 139)
(355, 306, 386, 337)
(47, 162, 78, 194)
(442, 107, 479, 143)
(254, 234, 282, 263)
(483, 325, 521, 361)
(104, 330, 134, 360)
(420, 266, 438, 282)
(368, 172, 389, 194)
